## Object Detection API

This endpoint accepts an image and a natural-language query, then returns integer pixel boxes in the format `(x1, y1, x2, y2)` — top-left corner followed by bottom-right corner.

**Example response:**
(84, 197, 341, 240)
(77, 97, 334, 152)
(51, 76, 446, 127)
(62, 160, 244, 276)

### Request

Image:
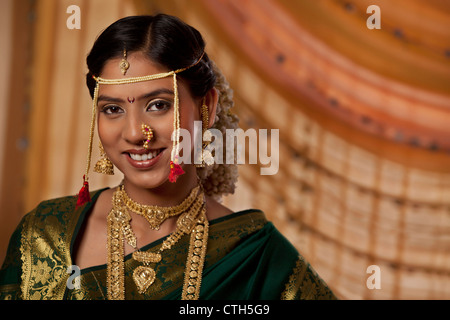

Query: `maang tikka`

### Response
(76, 49, 205, 207)
(119, 48, 130, 75)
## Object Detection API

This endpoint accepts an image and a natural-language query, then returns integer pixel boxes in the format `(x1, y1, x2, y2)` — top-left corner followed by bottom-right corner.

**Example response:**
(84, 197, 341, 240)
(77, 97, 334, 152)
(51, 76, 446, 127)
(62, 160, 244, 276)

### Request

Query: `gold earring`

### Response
(94, 142, 114, 175)
(201, 102, 209, 144)
(196, 99, 213, 167)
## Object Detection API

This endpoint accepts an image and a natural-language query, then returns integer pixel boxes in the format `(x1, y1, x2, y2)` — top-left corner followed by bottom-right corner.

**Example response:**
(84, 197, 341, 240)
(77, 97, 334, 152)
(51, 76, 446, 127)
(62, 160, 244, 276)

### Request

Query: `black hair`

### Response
(86, 14, 216, 99)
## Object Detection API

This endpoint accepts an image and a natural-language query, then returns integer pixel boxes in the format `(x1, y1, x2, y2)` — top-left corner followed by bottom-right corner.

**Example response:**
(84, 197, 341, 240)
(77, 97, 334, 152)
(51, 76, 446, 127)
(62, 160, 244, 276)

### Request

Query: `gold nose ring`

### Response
(141, 124, 153, 149)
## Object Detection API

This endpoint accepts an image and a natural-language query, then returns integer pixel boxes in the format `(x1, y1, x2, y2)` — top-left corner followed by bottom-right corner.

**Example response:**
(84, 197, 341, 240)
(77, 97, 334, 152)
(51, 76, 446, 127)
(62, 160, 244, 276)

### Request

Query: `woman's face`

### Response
(97, 52, 201, 189)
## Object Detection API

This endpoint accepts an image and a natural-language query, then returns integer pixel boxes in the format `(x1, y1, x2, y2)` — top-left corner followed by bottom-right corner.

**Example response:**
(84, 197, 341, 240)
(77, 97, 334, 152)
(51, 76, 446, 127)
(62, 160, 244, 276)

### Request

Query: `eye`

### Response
(101, 105, 124, 115)
(146, 100, 171, 112)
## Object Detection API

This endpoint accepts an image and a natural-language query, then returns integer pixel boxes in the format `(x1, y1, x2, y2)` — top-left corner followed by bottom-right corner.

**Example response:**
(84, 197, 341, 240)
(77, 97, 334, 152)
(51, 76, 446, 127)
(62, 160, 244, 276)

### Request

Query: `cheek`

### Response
(148, 114, 176, 143)
(179, 110, 201, 155)
(97, 116, 120, 148)
(180, 105, 200, 132)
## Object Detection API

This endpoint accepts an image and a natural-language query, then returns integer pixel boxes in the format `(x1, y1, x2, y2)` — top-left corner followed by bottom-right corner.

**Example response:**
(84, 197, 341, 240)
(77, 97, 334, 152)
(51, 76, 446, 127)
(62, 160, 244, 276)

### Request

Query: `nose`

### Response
(122, 112, 147, 146)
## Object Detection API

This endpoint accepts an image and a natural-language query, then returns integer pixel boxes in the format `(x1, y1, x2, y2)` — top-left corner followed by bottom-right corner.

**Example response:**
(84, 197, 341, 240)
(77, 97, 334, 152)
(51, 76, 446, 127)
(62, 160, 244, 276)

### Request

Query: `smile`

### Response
(125, 148, 164, 170)
(128, 149, 163, 161)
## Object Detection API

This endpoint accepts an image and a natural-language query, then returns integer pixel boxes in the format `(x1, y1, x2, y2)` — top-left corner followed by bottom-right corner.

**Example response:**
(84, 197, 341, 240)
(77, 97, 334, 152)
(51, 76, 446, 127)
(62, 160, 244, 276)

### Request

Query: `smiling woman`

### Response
(0, 14, 336, 300)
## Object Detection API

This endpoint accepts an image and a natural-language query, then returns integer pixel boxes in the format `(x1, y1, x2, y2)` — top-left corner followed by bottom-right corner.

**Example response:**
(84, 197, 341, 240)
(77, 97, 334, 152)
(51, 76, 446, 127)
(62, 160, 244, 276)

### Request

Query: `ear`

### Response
(203, 87, 218, 128)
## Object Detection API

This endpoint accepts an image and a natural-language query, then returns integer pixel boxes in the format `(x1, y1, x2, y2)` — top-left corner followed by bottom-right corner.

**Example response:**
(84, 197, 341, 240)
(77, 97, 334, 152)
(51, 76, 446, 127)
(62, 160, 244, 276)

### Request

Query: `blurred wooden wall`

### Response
(0, 0, 35, 268)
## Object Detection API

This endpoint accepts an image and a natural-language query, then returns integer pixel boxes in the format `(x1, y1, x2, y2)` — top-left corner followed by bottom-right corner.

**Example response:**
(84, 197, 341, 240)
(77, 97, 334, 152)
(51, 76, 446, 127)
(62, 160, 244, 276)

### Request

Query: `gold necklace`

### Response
(106, 185, 208, 300)
(121, 185, 200, 230)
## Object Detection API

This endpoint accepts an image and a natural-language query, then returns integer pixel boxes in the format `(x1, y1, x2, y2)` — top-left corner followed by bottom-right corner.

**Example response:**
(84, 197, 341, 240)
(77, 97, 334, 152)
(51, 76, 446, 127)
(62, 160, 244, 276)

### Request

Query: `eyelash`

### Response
(146, 100, 172, 112)
(100, 105, 123, 115)
(100, 99, 172, 115)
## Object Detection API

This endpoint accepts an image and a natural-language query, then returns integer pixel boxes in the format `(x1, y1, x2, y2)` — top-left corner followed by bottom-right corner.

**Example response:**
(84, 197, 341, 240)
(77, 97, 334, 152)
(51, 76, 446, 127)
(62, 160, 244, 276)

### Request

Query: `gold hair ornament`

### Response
(76, 51, 205, 207)
(119, 49, 130, 75)
(195, 97, 213, 167)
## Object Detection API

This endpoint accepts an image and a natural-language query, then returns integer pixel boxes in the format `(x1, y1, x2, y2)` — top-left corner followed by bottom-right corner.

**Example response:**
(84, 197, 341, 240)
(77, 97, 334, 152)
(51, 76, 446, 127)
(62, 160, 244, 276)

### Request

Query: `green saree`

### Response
(0, 189, 336, 300)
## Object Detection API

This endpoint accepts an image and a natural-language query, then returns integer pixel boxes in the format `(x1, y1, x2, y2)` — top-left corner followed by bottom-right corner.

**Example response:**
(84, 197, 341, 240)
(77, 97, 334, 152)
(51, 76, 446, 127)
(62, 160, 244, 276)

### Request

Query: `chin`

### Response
(122, 169, 171, 190)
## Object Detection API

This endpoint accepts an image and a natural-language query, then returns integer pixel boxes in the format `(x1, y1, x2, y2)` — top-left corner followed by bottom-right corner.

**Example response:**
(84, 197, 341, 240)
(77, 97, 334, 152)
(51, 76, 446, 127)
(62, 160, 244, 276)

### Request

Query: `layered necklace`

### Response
(106, 184, 208, 300)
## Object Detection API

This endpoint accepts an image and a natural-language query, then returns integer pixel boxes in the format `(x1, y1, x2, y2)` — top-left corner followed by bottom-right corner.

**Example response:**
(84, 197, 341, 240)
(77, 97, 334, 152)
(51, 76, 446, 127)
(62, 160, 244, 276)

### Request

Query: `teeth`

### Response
(130, 150, 161, 161)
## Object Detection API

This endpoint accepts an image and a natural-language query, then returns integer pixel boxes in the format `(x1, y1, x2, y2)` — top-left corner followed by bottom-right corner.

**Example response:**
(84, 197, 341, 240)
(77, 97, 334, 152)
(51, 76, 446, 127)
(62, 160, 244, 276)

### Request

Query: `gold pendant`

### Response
(133, 266, 156, 294)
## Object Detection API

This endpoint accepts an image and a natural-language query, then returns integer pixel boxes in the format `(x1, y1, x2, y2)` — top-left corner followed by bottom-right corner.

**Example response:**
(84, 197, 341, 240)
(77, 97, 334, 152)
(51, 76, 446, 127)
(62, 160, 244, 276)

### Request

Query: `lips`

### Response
(124, 148, 165, 169)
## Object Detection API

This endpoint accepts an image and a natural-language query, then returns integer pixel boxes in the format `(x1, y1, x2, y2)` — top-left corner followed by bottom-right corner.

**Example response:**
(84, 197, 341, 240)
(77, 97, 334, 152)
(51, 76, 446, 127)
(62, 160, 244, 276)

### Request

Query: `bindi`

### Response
(127, 97, 135, 103)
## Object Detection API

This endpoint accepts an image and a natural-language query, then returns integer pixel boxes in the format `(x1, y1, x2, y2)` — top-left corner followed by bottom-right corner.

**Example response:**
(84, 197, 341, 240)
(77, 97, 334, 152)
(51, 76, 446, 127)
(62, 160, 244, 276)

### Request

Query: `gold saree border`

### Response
(19, 190, 104, 300)
(19, 207, 33, 299)
(280, 256, 307, 300)
(280, 255, 337, 300)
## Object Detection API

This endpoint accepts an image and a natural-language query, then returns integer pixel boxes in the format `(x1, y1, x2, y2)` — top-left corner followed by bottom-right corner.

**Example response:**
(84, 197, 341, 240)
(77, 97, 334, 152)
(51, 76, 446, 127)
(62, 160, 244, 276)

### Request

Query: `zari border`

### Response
(106, 212, 126, 300)
(181, 209, 209, 300)
(280, 256, 306, 300)
(19, 212, 33, 300)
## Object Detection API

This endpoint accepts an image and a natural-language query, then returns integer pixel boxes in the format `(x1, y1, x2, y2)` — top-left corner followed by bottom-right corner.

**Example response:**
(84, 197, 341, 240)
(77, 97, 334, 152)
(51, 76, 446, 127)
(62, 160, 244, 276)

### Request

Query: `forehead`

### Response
(101, 52, 167, 78)
(99, 52, 175, 96)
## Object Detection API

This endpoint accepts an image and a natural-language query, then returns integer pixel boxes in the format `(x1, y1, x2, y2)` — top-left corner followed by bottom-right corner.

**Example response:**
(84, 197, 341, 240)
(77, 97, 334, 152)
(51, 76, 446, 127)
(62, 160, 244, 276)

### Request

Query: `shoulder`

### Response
(205, 196, 234, 221)
(32, 194, 77, 217)
(208, 208, 296, 258)
(17, 188, 107, 300)
(29, 188, 107, 220)
(18, 188, 108, 247)
(258, 224, 337, 299)
(232, 219, 337, 299)
(255, 220, 299, 259)
(281, 254, 338, 300)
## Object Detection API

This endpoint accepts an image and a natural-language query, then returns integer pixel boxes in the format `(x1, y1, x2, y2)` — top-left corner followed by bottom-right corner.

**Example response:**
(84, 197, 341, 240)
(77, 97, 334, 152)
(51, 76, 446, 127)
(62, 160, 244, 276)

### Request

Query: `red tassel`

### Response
(76, 175, 91, 208)
(168, 161, 185, 183)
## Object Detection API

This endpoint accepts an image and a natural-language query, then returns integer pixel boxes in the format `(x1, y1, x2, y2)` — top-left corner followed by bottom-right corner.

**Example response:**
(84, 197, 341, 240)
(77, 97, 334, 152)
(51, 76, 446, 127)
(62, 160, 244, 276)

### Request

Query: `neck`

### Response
(122, 166, 199, 207)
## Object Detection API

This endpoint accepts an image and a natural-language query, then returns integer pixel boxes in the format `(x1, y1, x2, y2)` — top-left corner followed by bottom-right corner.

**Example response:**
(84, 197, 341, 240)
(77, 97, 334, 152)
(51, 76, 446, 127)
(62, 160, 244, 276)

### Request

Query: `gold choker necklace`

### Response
(120, 185, 200, 230)
(106, 185, 208, 300)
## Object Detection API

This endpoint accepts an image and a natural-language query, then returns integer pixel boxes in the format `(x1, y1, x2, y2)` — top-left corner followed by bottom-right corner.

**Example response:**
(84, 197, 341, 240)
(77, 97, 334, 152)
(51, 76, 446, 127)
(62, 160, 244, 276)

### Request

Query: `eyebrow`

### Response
(97, 88, 175, 103)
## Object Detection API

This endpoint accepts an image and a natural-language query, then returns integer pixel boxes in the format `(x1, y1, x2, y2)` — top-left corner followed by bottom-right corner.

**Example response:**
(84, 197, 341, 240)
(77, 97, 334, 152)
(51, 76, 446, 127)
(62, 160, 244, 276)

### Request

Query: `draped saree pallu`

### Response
(0, 189, 337, 300)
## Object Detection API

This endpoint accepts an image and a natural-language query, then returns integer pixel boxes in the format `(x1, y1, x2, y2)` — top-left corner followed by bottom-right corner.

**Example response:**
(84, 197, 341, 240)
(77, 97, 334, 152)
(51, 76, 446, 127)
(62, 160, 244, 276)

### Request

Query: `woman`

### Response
(0, 14, 336, 300)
